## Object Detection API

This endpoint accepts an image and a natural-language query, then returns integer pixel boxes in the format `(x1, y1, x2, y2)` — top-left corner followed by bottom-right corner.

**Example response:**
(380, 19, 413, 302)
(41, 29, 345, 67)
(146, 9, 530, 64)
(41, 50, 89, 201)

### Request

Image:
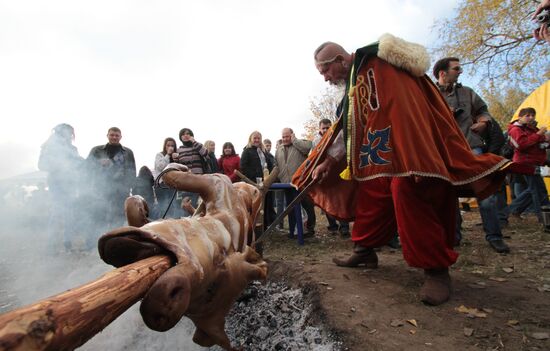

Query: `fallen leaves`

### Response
(463, 327, 474, 336)
(530, 332, 549, 340)
(467, 282, 487, 289)
(506, 319, 523, 331)
(489, 277, 508, 282)
(455, 305, 488, 318)
(388, 319, 418, 331)
(502, 267, 514, 274)
(390, 319, 404, 327)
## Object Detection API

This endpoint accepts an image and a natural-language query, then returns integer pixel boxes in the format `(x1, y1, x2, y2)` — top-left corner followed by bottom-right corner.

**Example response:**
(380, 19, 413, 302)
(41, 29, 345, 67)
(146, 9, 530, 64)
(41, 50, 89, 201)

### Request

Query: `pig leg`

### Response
(193, 317, 237, 351)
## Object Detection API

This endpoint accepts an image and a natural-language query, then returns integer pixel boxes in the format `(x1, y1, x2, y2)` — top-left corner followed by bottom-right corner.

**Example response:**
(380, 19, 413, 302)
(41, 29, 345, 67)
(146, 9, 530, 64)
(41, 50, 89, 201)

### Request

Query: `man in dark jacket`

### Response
(87, 127, 136, 230)
(480, 118, 511, 228)
(38, 123, 84, 252)
(434, 57, 509, 253)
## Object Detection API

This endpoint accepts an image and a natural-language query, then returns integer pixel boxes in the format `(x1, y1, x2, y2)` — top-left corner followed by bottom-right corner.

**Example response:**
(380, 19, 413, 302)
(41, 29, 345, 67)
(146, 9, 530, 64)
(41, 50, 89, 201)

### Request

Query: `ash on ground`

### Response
(221, 281, 342, 351)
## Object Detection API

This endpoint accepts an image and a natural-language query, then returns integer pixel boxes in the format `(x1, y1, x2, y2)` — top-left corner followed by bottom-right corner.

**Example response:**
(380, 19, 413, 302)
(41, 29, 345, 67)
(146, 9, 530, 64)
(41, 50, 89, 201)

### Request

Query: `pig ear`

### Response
(125, 195, 150, 227)
(98, 230, 165, 268)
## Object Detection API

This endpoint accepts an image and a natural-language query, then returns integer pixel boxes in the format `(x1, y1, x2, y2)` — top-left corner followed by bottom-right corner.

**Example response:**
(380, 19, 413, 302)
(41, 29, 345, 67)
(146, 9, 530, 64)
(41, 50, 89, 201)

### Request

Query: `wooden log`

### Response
(0, 255, 171, 351)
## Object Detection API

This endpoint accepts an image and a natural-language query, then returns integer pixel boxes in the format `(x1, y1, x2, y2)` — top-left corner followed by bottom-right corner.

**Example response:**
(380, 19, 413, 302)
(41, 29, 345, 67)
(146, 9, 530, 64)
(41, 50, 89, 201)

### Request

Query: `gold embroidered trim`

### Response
(351, 159, 510, 185)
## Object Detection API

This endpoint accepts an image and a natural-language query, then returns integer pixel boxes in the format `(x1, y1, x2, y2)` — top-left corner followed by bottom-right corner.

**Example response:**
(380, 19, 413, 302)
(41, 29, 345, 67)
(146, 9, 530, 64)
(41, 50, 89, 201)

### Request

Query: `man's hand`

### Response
(470, 121, 488, 134)
(533, 0, 550, 18)
(312, 156, 337, 183)
(181, 196, 195, 215)
(534, 23, 550, 43)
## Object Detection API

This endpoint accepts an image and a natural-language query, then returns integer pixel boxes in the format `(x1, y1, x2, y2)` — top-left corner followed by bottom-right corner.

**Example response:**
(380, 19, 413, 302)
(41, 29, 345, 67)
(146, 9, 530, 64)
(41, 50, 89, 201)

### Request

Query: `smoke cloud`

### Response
(0, 126, 201, 350)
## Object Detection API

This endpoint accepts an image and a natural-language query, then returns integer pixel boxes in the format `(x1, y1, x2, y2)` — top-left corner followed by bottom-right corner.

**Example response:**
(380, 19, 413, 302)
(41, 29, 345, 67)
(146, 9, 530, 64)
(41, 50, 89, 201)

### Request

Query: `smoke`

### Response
(0, 127, 201, 350)
(81, 305, 203, 351)
(0, 228, 202, 350)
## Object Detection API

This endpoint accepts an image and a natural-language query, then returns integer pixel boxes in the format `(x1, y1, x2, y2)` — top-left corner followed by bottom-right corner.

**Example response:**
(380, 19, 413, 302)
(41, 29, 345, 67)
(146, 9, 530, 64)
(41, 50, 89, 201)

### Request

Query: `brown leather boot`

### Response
(420, 268, 451, 306)
(332, 246, 378, 268)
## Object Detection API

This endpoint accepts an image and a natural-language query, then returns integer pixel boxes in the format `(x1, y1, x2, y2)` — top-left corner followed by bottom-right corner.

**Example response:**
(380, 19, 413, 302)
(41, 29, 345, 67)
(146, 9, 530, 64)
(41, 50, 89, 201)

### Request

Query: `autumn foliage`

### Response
(431, 0, 549, 91)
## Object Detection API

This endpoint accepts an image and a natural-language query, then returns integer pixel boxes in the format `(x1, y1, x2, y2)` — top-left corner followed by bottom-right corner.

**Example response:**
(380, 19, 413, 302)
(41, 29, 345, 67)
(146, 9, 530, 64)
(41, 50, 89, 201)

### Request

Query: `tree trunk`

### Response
(0, 255, 171, 351)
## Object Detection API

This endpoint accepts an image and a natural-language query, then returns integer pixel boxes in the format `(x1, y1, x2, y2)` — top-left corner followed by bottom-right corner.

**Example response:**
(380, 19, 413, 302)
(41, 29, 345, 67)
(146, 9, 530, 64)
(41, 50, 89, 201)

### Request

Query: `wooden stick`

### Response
(234, 170, 258, 187)
(0, 255, 171, 351)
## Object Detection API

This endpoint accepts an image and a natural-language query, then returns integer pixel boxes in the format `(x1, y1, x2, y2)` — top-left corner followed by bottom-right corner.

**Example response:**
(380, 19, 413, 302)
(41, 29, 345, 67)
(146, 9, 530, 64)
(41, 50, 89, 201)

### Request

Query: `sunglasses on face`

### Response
(450, 66, 463, 72)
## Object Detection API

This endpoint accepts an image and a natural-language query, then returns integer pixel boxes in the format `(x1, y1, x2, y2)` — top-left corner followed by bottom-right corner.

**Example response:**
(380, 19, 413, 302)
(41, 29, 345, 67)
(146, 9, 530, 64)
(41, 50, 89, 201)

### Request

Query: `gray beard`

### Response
(332, 81, 346, 101)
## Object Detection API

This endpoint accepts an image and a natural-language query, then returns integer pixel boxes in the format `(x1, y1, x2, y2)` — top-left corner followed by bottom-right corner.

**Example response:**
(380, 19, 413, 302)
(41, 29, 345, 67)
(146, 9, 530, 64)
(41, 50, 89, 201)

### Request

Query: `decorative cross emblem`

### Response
(359, 127, 392, 167)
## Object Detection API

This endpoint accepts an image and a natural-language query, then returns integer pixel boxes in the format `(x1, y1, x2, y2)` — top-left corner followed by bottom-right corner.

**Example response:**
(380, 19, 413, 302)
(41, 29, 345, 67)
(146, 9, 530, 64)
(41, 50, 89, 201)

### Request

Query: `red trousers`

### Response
(352, 177, 458, 269)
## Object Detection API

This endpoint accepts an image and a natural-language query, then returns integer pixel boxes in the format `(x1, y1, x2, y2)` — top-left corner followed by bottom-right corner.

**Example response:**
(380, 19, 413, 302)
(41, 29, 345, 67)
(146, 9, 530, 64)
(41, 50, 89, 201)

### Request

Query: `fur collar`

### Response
(377, 33, 430, 77)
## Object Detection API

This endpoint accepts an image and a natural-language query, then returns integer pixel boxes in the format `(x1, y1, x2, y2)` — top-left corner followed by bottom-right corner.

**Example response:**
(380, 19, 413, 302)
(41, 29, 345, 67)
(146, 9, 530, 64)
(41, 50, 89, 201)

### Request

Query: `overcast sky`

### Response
(0, 0, 459, 180)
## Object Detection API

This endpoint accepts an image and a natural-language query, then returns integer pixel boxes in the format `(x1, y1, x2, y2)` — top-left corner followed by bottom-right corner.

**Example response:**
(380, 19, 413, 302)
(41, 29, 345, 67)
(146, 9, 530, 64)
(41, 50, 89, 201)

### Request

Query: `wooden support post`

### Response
(0, 255, 171, 351)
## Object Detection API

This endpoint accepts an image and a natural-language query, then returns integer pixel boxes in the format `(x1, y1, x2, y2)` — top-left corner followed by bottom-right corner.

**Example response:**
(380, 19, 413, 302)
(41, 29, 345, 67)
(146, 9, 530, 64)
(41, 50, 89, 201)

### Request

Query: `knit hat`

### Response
(179, 128, 194, 141)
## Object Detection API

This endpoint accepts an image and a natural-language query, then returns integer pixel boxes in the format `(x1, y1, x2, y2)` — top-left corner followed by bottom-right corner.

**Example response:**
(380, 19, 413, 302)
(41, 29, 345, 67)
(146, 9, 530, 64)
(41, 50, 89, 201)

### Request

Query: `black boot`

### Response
(488, 239, 510, 253)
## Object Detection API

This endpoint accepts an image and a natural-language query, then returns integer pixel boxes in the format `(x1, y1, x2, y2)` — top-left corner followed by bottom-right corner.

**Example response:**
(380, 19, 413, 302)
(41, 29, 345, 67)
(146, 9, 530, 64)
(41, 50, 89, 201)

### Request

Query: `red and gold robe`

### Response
(293, 34, 509, 221)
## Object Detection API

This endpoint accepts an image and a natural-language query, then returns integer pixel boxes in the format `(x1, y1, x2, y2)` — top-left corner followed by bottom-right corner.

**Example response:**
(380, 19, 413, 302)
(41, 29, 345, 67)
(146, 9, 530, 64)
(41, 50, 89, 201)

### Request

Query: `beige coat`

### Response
(275, 138, 312, 183)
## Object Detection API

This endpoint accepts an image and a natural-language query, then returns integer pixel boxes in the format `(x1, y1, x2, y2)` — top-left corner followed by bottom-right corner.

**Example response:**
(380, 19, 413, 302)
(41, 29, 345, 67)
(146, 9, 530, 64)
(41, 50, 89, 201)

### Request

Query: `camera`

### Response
(453, 108, 464, 118)
(536, 9, 550, 25)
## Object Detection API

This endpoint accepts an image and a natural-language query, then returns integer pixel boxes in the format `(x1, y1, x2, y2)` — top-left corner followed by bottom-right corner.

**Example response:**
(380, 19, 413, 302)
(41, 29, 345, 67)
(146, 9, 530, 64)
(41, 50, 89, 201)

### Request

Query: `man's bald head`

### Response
(314, 42, 349, 64)
(314, 42, 352, 85)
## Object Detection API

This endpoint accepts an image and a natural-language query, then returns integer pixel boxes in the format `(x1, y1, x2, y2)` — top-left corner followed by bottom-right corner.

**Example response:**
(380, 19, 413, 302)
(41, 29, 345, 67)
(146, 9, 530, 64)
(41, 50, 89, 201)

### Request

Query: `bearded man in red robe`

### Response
(294, 34, 510, 305)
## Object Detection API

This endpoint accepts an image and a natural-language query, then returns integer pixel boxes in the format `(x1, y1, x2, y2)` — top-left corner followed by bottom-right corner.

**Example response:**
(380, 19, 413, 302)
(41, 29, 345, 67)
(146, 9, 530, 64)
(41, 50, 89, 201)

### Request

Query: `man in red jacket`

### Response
(508, 107, 550, 222)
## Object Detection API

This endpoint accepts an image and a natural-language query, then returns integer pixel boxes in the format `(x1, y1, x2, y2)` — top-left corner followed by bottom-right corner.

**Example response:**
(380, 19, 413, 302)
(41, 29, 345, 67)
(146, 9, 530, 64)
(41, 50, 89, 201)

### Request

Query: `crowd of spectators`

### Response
(35, 90, 550, 254)
(35, 123, 326, 252)
(34, 2, 550, 253)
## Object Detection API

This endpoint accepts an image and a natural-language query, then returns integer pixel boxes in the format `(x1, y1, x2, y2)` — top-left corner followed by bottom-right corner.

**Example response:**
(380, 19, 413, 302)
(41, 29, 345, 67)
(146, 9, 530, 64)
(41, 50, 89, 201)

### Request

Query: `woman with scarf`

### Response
(240, 131, 276, 227)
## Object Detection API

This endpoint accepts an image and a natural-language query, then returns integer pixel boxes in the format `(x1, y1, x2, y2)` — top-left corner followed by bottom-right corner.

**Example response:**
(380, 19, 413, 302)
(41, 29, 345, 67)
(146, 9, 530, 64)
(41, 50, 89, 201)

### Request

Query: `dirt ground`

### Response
(263, 209, 550, 351)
